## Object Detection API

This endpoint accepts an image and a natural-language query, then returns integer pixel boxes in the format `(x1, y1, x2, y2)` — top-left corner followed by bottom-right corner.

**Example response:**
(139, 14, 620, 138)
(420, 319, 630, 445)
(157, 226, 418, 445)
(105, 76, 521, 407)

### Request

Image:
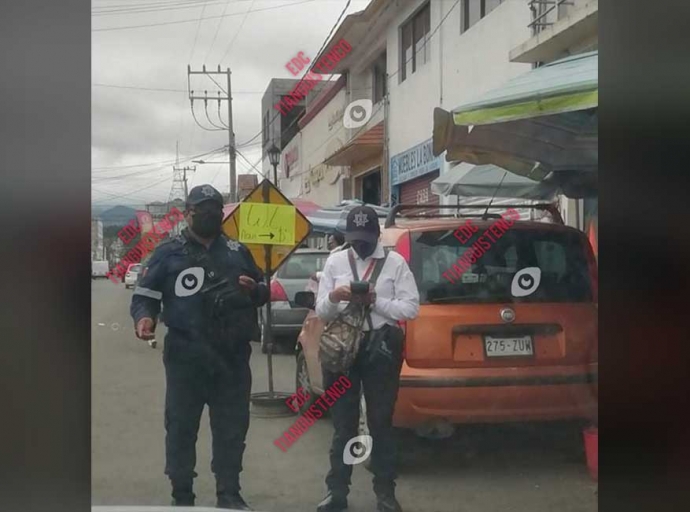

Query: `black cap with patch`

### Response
(344, 206, 380, 244)
(186, 184, 224, 207)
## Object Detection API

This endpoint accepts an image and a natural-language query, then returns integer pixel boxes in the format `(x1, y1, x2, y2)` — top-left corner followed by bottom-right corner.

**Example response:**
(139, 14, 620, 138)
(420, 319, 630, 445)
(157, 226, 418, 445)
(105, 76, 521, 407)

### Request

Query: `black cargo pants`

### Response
(322, 325, 405, 498)
(163, 341, 252, 504)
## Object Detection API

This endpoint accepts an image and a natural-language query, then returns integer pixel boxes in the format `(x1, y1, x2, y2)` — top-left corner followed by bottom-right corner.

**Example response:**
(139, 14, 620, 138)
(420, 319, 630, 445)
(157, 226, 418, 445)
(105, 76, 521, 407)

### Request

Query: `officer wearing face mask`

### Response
(315, 206, 420, 512)
(130, 184, 268, 510)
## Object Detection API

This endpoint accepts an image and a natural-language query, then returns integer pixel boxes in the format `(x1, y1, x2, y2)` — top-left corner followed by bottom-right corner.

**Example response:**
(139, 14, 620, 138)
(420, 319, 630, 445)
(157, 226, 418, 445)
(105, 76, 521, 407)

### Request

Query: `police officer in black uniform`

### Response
(130, 184, 268, 509)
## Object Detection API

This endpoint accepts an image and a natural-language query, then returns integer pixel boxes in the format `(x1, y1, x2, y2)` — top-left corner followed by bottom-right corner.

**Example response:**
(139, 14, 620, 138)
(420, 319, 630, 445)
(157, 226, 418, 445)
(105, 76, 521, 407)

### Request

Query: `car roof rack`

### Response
(384, 203, 564, 228)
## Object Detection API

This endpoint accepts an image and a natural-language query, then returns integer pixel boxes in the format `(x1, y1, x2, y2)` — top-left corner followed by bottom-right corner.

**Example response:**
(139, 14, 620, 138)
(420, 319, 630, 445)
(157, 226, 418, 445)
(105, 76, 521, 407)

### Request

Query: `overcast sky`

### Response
(92, 0, 371, 209)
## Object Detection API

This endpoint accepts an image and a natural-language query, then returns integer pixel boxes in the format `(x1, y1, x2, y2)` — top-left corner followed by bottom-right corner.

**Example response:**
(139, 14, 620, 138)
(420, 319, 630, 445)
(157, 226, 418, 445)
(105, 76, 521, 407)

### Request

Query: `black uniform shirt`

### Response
(130, 229, 268, 363)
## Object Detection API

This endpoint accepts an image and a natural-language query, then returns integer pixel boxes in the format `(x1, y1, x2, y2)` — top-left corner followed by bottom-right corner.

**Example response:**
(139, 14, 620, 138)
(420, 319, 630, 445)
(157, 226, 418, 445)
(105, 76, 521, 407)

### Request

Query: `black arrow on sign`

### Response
(258, 232, 275, 239)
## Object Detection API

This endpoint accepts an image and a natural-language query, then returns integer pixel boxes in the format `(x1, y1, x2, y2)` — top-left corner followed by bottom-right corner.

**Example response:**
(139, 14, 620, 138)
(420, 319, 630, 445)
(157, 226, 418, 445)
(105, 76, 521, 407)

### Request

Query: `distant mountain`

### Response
(97, 205, 138, 226)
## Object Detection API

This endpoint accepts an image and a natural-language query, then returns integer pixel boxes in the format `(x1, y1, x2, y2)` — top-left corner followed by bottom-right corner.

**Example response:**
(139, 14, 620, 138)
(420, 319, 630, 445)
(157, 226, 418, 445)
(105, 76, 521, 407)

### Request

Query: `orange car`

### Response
(294, 205, 598, 433)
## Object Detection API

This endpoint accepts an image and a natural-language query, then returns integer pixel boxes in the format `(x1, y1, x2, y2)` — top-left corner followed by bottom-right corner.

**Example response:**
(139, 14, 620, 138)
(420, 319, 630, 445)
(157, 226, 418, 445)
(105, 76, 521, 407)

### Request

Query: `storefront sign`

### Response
(309, 163, 327, 185)
(390, 138, 441, 186)
(283, 146, 299, 178)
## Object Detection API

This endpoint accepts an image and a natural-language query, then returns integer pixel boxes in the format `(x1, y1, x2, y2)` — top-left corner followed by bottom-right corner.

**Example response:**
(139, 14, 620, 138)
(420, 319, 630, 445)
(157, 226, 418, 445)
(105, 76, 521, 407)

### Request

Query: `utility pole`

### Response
(226, 68, 237, 203)
(187, 65, 237, 202)
(170, 164, 196, 202)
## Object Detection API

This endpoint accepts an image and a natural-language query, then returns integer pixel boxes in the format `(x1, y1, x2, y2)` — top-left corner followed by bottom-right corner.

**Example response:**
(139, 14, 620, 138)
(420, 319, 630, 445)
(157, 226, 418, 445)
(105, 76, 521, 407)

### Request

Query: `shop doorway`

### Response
(360, 169, 381, 205)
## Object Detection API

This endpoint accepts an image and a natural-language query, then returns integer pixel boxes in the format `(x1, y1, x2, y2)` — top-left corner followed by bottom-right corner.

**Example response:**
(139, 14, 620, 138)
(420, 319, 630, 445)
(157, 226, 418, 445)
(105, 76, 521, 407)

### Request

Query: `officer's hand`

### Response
(329, 285, 351, 303)
(238, 275, 257, 293)
(135, 318, 156, 340)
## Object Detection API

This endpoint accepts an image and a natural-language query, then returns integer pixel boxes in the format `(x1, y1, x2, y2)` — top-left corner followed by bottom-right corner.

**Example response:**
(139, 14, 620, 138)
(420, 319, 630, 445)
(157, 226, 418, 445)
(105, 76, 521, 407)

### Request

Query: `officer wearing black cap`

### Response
(130, 184, 268, 509)
(314, 206, 420, 512)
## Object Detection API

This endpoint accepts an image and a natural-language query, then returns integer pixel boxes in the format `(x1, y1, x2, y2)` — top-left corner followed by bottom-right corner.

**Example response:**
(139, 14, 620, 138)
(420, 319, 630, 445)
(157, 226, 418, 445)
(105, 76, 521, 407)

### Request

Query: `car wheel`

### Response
(295, 348, 318, 414)
(358, 392, 374, 472)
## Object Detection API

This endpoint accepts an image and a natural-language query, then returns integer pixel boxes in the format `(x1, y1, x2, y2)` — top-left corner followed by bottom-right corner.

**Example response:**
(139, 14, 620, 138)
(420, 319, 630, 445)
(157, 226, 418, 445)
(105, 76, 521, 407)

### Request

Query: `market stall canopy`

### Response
(432, 51, 598, 193)
(431, 162, 559, 200)
(306, 200, 389, 233)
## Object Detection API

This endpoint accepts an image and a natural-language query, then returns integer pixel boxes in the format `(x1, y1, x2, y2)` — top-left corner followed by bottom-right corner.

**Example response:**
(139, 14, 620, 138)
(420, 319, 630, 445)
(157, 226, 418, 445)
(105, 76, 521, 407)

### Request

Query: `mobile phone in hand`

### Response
(350, 280, 370, 295)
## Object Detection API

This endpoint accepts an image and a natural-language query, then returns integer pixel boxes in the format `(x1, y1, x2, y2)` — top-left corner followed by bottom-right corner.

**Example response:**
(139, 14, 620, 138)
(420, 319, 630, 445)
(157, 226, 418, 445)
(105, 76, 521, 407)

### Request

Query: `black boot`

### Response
(171, 497, 195, 506)
(217, 491, 252, 510)
(316, 491, 348, 512)
(171, 479, 195, 506)
(376, 492, 402, 512)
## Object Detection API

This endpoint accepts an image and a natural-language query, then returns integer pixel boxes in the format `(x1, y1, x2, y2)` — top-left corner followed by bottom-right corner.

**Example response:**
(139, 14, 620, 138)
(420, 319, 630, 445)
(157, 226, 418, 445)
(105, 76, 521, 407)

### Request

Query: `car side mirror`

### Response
(294, 291, 315, 310)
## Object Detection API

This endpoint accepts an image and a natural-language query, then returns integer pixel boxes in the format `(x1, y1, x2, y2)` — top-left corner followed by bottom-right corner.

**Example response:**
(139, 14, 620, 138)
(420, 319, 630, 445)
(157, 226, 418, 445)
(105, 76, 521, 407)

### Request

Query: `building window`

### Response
(262, 111, 269, 145)
(461, 0, 503, 34)
(400, 2, 431, 82)
(373, 52, 387, 104)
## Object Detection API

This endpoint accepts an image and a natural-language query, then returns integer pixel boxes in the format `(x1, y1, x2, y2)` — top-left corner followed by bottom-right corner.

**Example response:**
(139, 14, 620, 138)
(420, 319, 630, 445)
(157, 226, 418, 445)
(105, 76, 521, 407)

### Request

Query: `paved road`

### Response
(92, 280, 597, 512)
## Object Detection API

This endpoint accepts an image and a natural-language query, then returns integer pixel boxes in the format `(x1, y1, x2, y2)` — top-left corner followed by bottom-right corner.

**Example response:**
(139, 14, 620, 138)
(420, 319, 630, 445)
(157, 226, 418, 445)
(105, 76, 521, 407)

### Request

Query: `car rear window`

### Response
(277, 253, 329, 279)
(129, 264, 143, 273)
(410, 228, 593, 304)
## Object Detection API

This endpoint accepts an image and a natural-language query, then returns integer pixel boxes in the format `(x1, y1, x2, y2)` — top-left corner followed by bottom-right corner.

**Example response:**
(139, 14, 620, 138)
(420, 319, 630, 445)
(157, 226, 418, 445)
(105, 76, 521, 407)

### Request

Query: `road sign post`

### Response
(222, 178, 313, 417)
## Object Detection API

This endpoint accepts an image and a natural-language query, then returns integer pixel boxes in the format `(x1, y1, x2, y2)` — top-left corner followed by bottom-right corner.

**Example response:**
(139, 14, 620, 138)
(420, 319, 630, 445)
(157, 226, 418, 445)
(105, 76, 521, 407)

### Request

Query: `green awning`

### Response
(451, 51, 598, 125)
(433, 51, 598, 193)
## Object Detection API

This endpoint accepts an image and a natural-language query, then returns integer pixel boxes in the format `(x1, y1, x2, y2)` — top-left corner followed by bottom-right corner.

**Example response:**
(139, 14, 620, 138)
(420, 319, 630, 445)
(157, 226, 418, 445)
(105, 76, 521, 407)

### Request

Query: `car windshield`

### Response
(130, 264, 142, 273)
(277, 253, 329, 279)
(410, 228, 593, 304)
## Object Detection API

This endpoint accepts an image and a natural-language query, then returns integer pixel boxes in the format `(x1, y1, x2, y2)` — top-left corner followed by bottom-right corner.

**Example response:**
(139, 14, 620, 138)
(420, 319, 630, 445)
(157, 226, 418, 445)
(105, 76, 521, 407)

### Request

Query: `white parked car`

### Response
(124, 263, 143, 289)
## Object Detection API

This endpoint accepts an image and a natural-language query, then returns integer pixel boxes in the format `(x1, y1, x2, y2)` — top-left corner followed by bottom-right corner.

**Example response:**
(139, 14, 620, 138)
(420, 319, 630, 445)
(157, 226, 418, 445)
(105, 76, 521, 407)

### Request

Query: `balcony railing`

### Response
(528, 0, 576, 36)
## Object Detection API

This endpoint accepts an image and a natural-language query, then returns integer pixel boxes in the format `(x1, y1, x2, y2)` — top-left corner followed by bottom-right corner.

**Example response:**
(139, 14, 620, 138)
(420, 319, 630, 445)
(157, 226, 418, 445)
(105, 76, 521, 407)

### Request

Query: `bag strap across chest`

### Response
(347, 249, 388, 331)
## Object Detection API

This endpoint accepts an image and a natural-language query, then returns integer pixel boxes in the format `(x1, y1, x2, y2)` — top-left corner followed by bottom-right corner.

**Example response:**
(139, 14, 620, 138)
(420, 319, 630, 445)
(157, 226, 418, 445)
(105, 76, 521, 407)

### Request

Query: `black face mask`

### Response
(191, 210, 223, 238)
(350, 240, 376, 259)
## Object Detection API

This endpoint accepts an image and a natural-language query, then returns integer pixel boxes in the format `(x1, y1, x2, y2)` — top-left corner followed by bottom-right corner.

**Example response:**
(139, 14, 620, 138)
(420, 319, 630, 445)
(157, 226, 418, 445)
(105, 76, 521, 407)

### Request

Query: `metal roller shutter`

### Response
(399, 170, 440, 207)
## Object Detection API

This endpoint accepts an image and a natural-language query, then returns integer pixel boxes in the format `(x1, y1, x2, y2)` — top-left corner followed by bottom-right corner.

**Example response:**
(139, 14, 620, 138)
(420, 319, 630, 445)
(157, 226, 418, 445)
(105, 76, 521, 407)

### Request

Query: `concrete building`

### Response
(264, 0, 596, 224)
(273, 0, 533, 206)
(260, 78, 329, 180)
(384, 0, 534, 212)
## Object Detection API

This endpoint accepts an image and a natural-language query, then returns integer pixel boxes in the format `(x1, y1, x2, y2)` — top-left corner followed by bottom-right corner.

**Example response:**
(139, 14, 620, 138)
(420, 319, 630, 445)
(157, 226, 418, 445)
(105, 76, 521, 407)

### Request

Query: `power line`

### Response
(187, 0, 209, 64)
(203, 0, 234, 63)
(92, 145, 228, 172)
(92, 83, 262, 93)
(92, 0, 229, 16)
(92, 174, 175, 203)
(216, 0, 256, 64)
(93, 0, 217, 8)
(236, 0, 352, 148)
(190, 100, 225, 131)
(204, 99, 227, 130)
(92, 0, 317, 32)
(217, 100, 230, 129)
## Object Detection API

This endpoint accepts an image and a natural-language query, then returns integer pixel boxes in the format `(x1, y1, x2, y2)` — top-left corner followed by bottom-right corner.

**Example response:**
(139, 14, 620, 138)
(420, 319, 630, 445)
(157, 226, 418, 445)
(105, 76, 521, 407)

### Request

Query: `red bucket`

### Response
(583, 426, 598, 481)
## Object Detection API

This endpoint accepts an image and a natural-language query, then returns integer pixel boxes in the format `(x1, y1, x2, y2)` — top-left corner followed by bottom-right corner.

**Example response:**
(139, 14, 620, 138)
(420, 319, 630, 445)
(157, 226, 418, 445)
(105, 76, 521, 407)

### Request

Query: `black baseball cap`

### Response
(344, 206, 380, 244)
(186, 184, 224, 207)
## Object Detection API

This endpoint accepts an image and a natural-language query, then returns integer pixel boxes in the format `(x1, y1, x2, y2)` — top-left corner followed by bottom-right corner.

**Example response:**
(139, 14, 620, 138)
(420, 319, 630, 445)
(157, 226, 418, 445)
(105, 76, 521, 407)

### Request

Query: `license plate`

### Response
(484, 335, 534, 357)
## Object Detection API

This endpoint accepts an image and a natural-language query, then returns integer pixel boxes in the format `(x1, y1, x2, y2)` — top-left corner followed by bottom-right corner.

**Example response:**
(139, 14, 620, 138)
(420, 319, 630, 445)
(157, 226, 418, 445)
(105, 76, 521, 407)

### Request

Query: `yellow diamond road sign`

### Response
(222, 178, 312, 275)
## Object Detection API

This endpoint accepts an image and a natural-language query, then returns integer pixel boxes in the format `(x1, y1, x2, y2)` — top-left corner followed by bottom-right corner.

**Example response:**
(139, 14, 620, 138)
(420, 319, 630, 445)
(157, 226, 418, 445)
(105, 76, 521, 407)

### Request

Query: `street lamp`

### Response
(267, 144, 281, 186)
